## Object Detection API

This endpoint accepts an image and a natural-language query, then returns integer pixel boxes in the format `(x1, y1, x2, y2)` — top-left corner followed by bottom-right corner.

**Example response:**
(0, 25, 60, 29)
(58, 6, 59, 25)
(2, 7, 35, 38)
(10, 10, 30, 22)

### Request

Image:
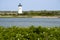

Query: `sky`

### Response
(0, 0, 60, 11)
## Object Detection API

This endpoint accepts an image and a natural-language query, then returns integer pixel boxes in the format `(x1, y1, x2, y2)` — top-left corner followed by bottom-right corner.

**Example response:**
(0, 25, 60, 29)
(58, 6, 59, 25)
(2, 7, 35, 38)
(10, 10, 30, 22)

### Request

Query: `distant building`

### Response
(18, 3, 22, 14)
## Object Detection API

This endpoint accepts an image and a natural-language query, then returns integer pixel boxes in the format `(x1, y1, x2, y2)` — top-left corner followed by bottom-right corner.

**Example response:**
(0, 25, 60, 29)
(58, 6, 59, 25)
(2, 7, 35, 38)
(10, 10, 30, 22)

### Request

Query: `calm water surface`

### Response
(0, 18, 60, 27)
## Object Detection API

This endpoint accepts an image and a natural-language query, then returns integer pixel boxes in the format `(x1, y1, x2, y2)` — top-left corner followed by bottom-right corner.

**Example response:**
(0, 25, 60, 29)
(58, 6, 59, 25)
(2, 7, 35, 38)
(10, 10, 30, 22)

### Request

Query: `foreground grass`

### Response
(0, 26, 60, 40)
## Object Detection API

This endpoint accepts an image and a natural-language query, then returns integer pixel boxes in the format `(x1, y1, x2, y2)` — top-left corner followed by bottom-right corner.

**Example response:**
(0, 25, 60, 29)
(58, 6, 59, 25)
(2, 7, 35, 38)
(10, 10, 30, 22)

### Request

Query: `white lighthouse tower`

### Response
(18, 3, 22, 14)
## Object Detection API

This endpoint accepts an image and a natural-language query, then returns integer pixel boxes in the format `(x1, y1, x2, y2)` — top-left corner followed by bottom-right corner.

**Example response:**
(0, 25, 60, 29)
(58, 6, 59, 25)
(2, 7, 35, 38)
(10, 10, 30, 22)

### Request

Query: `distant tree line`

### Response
(0, 10, 60, 16)
(23, 10, 60, 16)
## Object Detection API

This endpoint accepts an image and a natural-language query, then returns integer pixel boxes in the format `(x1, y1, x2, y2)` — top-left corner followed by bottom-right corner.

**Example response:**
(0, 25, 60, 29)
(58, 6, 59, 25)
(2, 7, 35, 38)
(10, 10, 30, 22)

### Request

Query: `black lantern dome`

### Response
(18, 3, 22, 7)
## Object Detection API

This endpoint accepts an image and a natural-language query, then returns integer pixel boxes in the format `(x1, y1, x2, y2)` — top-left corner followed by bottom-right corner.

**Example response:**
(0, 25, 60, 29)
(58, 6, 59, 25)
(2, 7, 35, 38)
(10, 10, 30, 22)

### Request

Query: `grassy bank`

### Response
(0, 15, 60, 18)
(0, 26, 60, 40)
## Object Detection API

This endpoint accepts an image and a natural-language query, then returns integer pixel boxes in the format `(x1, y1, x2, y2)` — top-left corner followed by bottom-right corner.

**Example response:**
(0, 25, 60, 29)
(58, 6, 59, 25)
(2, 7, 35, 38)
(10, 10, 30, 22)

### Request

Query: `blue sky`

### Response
(0, 0, 60, 11)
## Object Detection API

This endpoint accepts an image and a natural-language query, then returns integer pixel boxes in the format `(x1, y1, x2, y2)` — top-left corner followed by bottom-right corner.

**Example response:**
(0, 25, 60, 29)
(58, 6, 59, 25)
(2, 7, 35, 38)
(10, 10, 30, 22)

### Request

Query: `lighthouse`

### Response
(18, 3, 22, 14)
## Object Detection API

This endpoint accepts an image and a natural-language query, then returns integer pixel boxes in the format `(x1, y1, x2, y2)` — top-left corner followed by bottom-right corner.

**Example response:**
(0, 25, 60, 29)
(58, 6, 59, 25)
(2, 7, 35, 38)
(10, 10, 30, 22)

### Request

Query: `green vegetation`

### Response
(0, 10, 60, 16)
(0, 26, 60, 40)
(23, 10, 60, 16)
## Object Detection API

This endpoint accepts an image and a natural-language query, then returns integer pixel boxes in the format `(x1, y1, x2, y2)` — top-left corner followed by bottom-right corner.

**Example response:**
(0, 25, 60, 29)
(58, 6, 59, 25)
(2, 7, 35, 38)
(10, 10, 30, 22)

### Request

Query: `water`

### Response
(0, 18, 60, 27)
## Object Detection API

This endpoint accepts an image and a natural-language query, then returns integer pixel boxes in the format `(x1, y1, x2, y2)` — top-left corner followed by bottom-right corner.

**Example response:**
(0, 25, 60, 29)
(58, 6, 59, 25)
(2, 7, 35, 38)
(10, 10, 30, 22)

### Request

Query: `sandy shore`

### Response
(32, 16, 60, 18)
(0, 15, 60, 18)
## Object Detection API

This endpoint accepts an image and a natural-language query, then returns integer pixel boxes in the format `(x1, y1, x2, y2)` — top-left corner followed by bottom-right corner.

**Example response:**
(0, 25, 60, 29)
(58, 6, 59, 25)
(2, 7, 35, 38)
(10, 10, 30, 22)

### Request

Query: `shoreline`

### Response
(0, 16, 60, 18)
(32, 16, 60, 18)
